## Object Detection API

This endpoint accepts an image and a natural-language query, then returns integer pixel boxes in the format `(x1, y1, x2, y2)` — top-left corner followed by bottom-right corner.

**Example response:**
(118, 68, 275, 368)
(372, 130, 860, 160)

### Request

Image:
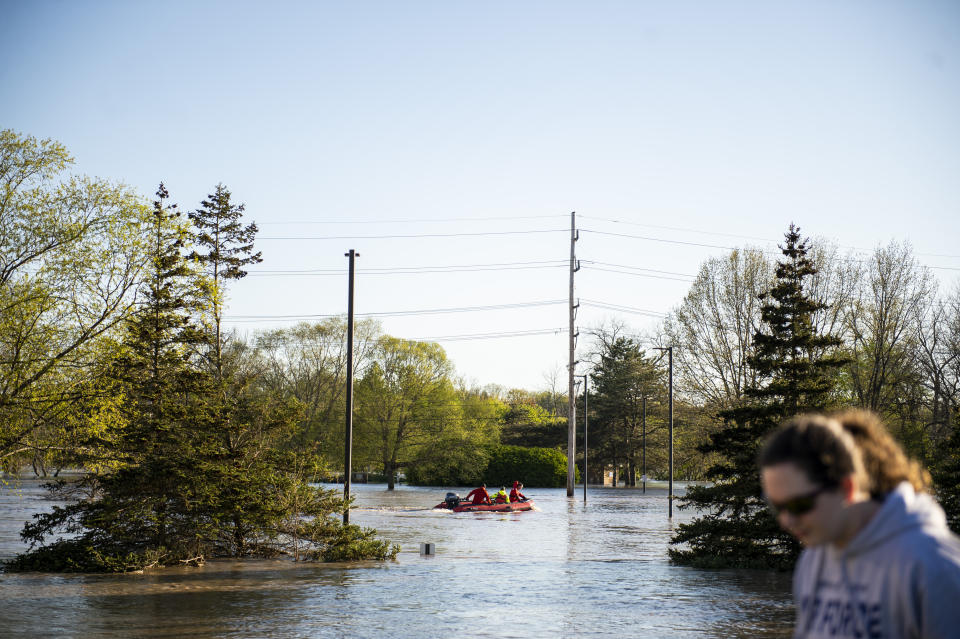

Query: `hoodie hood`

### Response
(791, 482, 960, 638)
(844, 482, 948, 557)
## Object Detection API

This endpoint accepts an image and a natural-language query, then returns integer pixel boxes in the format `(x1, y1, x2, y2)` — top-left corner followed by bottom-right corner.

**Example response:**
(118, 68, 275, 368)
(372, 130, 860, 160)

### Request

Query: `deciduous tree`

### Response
(0, 130, 149, 467)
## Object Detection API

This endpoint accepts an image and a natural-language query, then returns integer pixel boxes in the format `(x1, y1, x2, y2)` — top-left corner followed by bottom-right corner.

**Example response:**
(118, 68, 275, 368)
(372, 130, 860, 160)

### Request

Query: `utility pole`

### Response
(654, 346, 674, 518)
(642, 394, 646, 495)
(343, 249, 359, 524)
(567, 211, 579, 497)
(582, 373, 589, 503)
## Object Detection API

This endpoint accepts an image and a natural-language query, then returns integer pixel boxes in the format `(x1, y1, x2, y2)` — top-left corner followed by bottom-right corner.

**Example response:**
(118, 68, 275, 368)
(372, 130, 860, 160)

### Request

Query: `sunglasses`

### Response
(766, 485, 831, 516)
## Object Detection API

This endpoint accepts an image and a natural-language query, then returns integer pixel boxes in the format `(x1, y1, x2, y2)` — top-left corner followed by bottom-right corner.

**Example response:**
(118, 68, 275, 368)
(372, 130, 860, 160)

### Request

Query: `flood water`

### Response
(0, 479, 793, 638)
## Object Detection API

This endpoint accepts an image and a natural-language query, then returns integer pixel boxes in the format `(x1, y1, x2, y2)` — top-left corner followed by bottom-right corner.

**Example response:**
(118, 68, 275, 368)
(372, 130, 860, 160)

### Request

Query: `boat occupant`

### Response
(510, 481, 527, 502)
(493, 486, 510, 504)
(465, 483, 492, 505)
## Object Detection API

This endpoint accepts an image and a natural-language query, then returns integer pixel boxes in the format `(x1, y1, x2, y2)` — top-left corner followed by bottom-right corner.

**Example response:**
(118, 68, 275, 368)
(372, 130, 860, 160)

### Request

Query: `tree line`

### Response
(0, 130, 577, 571)
(1, 130, 404, 571)
(4, 129, 956, 571)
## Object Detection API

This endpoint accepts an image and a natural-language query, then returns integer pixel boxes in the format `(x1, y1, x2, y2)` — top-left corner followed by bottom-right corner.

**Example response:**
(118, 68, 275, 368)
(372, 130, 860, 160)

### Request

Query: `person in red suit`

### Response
(465, 483, 491, 505)
(510, 481, 527, 502)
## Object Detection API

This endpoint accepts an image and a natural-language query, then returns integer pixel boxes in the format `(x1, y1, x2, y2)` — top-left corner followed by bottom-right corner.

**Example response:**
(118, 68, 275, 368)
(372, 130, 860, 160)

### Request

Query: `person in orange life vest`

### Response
(510, 481, 527, 502)
(465, 484, 491, 505)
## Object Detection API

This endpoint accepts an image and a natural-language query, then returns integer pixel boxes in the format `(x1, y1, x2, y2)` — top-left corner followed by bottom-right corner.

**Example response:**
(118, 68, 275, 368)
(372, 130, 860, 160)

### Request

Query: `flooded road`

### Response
(0, 480, 793, 637)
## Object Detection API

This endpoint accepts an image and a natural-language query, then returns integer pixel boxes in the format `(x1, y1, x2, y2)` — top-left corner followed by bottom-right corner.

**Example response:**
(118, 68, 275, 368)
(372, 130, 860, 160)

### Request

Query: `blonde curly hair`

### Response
(832, 409, 930, 498)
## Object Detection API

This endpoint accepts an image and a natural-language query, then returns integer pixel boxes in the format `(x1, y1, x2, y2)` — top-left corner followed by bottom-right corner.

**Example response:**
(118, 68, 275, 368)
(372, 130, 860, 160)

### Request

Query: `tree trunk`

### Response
(385, 460, 395, 491)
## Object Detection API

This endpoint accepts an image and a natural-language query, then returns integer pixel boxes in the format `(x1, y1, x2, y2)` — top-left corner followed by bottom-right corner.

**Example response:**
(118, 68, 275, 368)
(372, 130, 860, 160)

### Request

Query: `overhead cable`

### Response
(225, 299, 566, 320)
(258, 229, 567, 240)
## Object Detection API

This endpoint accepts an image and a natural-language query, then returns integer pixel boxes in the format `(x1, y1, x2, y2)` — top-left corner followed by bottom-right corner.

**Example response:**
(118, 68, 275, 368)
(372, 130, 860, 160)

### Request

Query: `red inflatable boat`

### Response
(434, 492, 534, 513)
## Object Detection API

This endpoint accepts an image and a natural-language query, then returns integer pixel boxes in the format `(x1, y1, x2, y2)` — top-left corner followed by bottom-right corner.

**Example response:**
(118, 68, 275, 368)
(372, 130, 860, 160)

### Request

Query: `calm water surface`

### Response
(0, 479, 793, 638)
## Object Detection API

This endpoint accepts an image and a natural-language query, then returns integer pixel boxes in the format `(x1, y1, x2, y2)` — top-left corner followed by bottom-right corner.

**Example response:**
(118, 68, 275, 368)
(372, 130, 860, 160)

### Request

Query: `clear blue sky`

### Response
(3, 1, 959, 390)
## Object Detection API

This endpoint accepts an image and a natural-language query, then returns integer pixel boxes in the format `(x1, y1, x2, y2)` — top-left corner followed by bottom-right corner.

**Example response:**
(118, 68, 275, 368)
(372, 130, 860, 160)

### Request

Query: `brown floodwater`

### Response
(0, 479, 793, 637)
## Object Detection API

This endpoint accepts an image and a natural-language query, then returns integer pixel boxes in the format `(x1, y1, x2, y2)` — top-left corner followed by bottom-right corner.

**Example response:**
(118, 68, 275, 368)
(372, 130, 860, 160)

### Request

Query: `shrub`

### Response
(483, 445, 576, 488)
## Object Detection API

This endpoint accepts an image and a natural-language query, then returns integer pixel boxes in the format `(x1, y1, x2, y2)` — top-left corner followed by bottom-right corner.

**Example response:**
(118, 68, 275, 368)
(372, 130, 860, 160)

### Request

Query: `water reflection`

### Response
(0, 480, 793, 637)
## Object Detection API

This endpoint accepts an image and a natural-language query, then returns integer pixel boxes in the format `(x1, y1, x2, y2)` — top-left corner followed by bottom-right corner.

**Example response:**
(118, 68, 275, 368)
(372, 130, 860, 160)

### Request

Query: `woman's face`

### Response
(761, 462, 848, 547)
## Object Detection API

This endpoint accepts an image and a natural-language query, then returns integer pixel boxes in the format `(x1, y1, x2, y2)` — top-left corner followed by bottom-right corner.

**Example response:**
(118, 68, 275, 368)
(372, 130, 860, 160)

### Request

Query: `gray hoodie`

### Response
(792, 482, 960, 639)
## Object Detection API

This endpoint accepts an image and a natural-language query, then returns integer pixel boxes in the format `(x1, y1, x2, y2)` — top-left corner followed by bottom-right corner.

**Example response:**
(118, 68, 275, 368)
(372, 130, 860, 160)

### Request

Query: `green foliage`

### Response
(499, 401, 567, 448)
(483, 444, 575, 488)
(305, 522, 400, 562)
(933, 407, 960, 534)
(670, 224, 847, 569)
(6, 184, 396, 572)
(3, 538, 177, 573)
(353, 337, 461, 490)
(0, 129, 150, 468)
(187, 183, 262, 376)
(589, 333, 665, 485)
(405, 388, 500, 486)
(254, 318, 382, 454)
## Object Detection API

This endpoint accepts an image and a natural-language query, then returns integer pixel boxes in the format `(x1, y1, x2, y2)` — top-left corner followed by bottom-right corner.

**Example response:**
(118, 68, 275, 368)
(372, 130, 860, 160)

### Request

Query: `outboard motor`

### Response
(444, 492, 461, 509)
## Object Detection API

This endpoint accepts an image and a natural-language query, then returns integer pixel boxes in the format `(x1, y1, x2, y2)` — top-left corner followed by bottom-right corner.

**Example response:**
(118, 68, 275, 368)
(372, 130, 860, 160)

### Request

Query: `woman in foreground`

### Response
(759, 411, 960, 639)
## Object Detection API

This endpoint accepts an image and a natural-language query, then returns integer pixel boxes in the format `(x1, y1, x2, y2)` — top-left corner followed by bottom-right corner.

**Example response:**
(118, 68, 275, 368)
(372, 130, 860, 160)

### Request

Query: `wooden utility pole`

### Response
(343, 249, 359, 524)
(582, 373, 588, 503)
(642, 395, 646, 494)
(654, 346, 674, 518)
(567, 211, 579, 497)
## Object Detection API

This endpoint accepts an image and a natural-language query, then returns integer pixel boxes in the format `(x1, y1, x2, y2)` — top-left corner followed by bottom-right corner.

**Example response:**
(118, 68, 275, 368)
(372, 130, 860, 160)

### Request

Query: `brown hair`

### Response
(759, 414, 867, 491)
(832, 409, 930, 497)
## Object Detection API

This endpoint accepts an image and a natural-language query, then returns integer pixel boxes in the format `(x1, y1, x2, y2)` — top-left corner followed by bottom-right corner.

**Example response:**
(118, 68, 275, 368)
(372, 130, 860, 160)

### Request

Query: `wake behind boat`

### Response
(434, 492, 535, 513)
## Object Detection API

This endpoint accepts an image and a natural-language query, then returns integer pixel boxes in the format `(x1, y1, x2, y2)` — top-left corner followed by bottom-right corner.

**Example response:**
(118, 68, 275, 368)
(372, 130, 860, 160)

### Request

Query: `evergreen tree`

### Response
(590, 336, 664, 485)
(933, 406, 960, 534)
(187, 183, 262, 375)
(7, 186, 397, 572)
(186, 184, 271, 553)
(9, 185, 215, 570)
(669, 224, 847, 569)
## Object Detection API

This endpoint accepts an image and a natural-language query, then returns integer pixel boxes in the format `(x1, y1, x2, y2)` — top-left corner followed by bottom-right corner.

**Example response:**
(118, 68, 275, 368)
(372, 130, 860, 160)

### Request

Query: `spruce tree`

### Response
(8, 186, 397, 572)
(933, 406, 960, 534)
(10, 185, 214, 570)
(669, 224, 847, 569)
(187, 183, 262, 375)
(590, 336, 664, 484)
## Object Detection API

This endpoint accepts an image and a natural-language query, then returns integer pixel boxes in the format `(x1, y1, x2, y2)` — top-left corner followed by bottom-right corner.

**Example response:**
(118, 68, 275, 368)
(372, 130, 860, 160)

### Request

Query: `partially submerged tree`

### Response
(354, 337, 458, 490)
(670, 224, 847, 569)
(589, 333, 665, 486)
(7, 185, 396, 572)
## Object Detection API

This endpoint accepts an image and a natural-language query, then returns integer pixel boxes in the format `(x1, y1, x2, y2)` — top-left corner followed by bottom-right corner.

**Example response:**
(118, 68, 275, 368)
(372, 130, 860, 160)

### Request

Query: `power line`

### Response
(580, 215, 777, 244)
(580, 228, 737, 251)
(225, 300, 566, 320)
(258, 229, 567, 240)
(582, 260, 696, 279)
(581, 299, 667, 318)
(223, 325, 569, 341)
(581, 228, 960, 272)
(583, 265, 696, 282)
(405, 328, 568, 342)
(580, 215, 960, 260)
(247, 260, 567, 276)
(259, 214, 567, 225)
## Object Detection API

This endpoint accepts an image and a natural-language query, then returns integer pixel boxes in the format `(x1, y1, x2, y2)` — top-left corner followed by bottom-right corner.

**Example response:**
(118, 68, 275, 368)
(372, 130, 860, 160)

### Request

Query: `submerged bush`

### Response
(483, 445, 576, 488)
(4, 469, 398, 573)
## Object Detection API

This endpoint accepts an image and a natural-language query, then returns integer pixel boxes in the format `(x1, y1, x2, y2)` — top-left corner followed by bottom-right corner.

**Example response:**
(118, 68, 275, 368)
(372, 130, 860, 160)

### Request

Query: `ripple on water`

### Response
(0, 481, 793, 638)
